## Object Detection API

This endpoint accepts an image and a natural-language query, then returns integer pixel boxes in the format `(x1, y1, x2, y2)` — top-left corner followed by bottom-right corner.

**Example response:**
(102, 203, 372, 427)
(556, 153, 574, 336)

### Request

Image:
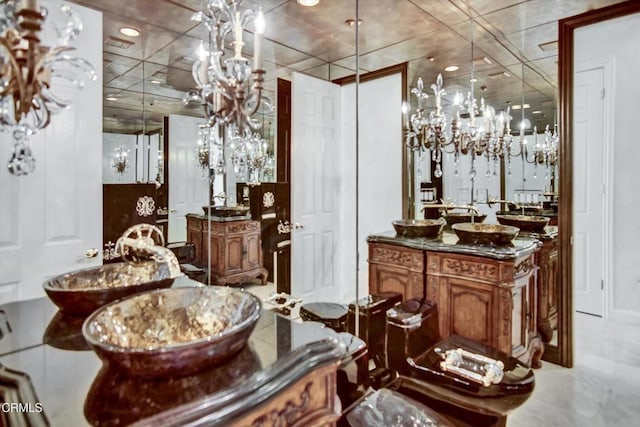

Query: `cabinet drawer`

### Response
(369, 244, 423, 271)
(186, 216, 203, 231)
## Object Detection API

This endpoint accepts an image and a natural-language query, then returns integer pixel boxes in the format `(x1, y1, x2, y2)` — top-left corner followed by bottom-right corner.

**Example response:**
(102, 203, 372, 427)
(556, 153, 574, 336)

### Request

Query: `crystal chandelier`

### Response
(188, 0, 265, 134)
(112, 145, 129, 178)
(0, 0, 96, 175)
(404, 73, 558, 183)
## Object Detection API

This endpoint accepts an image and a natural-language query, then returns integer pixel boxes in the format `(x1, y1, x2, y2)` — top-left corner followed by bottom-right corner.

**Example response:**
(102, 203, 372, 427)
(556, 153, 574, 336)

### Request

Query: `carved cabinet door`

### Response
(225, 235, 244, 275)
(243, 231, 262, 271)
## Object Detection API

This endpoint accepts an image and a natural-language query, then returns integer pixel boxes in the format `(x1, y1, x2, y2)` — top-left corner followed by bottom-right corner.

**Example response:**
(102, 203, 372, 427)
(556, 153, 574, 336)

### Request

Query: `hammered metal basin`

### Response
(392, 219, 445, 239)
(443, 212, 487, 226)
(43, 262, 175, 316)
(202, 205, 250, 217)
(452, 223, 520, 246)
(496, 215, 550, 234)
(82, 287, 261, 378)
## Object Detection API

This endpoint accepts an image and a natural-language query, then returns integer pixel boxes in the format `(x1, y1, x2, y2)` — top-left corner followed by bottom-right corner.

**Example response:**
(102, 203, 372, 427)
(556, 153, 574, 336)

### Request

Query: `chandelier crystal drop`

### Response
(0, 0, 96, 176)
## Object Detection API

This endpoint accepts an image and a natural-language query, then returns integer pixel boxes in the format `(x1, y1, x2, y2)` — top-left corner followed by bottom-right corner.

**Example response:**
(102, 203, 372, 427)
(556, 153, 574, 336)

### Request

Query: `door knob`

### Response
(84, 248, 99, 258)
(170, 209, 177, 213)
(294, 222, 304, 229)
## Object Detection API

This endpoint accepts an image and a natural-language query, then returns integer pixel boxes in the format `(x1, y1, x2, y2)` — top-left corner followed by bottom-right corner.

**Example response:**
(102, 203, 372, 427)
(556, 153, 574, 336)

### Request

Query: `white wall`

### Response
(575, 12, 640, 319)
(442, 152, 501, 222)
(342, 74, 403, 300)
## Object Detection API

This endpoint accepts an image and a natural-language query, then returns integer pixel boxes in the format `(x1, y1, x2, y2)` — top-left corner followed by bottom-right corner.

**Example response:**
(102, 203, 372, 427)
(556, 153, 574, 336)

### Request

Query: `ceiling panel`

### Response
(67, 0, 623, 133)
(484, 0, 627, 35)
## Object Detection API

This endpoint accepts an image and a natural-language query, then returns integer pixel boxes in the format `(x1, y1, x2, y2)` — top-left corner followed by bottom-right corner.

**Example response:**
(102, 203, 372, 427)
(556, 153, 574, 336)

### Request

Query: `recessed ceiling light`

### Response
(297, 0, 319, 6)
(149, 79, 161, 84)
(469, 77, 477, 83)
(523, 103, 530, 109)
(427, 56, 435, 62)
(444, 65, 459, 72)
(532, 110, 542, 114)
(345, 19, 362, 26)
(106, 96, 118, 101)
(511, 104, 522, 110)
(119, 27, 141, 37)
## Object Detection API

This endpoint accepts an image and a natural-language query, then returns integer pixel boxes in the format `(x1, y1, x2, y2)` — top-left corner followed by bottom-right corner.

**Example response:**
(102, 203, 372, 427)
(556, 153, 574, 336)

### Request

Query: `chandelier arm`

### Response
(0, 37, 26, 124)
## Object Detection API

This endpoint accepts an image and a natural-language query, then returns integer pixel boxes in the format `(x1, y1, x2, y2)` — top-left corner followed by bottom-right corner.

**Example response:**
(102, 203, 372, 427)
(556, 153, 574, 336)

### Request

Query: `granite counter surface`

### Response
(367, 230, 542, 260)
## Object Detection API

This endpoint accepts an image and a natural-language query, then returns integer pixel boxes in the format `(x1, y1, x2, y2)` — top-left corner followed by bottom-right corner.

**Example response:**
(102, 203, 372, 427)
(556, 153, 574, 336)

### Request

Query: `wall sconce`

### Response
(112, 145, 129, 178)
(0, 0, 96, 176)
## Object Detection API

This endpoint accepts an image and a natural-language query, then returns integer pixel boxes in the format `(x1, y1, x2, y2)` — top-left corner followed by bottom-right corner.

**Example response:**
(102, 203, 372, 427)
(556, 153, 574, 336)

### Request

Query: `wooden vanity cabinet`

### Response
(186, 215, 205, 266)
(536, 234, 559, 343)
(368, 238, 544, 369)
(187, 215, 268, 286)
(368, 243, 425, 300)
(425, 251, 543, 368)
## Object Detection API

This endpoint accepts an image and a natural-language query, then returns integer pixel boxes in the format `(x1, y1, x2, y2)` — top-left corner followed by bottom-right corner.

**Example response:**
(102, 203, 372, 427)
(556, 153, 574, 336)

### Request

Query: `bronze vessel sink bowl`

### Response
(452, 223, 520, 246)
(392, 219, 445, 239)
(43, 261, 175, 316)
(496, 214, 550, 234)
(202, 205, 250, 217)
(82, 286, 261, 378)
(443, 212, 487, 226)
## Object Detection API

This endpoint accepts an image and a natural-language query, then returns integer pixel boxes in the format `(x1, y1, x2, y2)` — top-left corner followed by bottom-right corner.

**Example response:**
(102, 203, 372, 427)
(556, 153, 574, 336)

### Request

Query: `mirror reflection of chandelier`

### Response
(112, 145, 129, 178)
(0, 0, 96, 176)
(404, 73, 558, 181)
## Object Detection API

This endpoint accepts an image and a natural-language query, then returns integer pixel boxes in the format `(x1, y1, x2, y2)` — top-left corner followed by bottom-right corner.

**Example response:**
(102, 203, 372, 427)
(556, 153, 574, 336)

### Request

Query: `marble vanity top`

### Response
(367, 230, 542, 260)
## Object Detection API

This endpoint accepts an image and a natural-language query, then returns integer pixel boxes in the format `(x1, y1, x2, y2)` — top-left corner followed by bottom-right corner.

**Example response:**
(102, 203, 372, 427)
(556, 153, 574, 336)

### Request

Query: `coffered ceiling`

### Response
(69, 0, 626, 134)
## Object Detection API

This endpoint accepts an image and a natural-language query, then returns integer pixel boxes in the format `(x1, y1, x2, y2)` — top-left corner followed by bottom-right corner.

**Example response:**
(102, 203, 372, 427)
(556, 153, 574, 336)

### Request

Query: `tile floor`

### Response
(242, 283, 640, 426)
(509, 313, 640, 426)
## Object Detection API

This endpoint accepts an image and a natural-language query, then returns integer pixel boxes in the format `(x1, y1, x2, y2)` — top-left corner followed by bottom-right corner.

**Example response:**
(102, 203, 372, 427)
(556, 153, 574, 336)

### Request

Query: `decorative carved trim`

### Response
(135, 196, 155, 217)
(263, 191, 275, 208)
(515, 258, 535, 276)
(251, 383, 312, 427)
(443, 258, 497, 280)
(228, 222, 258, 233)
(427, 276, 438, 301)
(371, 247, 422, 269)
(500, 289, 512, 338)
(103, 241, 119, 261)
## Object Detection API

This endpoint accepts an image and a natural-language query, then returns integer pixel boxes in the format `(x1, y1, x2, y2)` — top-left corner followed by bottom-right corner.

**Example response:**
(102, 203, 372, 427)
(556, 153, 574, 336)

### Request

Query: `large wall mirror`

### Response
(1, 0, 632, 372)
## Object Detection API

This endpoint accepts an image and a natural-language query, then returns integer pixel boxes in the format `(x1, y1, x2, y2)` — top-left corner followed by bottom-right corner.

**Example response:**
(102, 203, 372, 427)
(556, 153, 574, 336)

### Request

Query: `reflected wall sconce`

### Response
(0, 0, 96, 176)
(112, 145, 129, 178)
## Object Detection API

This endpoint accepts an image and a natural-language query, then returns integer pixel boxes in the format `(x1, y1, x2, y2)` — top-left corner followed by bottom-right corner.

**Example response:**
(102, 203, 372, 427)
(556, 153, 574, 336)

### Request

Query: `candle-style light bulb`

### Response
(253, 8, 265, 71)
(401, 101, 409, 128)
(234, 11, 244, 59)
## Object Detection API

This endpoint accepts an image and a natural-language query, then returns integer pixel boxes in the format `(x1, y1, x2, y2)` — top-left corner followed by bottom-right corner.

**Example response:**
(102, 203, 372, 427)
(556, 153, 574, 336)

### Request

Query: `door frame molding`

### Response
(559, 0, 640, 367)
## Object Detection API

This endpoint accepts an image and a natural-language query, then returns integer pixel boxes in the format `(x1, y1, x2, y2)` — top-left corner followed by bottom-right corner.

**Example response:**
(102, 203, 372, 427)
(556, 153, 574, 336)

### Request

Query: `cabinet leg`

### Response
(530, 337, 545, 369)
(258, 269, 268, 285)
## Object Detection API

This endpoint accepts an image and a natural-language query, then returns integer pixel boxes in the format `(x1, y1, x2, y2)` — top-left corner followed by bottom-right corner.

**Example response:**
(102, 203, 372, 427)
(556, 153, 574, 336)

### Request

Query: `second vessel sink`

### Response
(392, 219, 445, 239)
(452, 223, 520, 246)
(443, 212, 487, 226)
(496, 215, 549, 234)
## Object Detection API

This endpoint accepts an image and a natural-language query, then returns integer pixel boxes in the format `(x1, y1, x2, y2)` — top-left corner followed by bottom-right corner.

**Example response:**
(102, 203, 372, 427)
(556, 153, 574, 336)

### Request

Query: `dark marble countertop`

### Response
(496, 209, 558, 218)
(367, 230, 541, 260)
(0, 283, 346, 426)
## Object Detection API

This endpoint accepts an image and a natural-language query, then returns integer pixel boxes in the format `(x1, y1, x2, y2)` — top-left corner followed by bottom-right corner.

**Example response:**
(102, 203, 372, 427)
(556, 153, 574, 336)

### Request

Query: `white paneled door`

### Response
(0, 1, 103, 303)
(291, 73, 343, 303)
(574, 66, 605, 316)
(168, 115, 210, 242)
